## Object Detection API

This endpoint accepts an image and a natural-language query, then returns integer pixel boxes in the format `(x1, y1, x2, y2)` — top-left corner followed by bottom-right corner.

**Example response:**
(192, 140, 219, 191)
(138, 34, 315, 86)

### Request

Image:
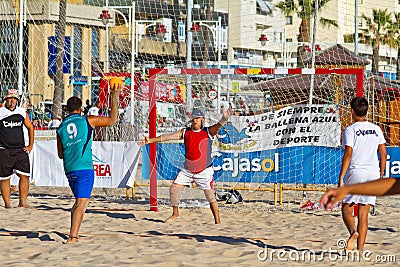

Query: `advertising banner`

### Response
(12, 141, 140, 188)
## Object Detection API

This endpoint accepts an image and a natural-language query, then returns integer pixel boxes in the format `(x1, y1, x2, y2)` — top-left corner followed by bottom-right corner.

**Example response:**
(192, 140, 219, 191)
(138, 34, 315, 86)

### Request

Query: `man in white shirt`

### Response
(338, 96, 386, 251)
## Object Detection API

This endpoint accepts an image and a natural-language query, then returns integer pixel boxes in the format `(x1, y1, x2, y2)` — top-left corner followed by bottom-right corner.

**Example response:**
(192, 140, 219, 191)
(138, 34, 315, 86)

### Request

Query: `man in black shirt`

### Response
(0, 89, 34, 208)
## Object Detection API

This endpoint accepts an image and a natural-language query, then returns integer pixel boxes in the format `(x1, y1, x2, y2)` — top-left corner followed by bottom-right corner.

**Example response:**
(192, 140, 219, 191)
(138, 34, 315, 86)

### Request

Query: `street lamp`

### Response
(258, 30, 286, 67)
(258, 34, 268, 46)
(279, 42, 322, 68)
(155, 24, 167, 38)
(133, 20, 167, 60)
(99, 10, 111, 73)
(99, 6, 131, 72)
(99, 3, 166, 125)
(99, 10, 111, 26)
(303, 44, 321, 53)
(190, 16, 222, 109)
(131, 17, 166, 129)
(100, 4, 134, 125)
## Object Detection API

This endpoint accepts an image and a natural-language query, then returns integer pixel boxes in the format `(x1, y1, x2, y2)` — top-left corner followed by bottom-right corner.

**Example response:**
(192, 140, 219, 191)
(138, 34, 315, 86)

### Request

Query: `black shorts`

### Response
(0, 148, 30, 179)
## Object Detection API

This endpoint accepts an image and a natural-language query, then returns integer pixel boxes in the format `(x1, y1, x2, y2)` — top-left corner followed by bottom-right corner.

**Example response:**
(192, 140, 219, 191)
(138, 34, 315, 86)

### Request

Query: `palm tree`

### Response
(51, 0, 67, 120)
(359, 9, 393, 75)
(391, 13, 400, 80)
(276, 0, 337, 68)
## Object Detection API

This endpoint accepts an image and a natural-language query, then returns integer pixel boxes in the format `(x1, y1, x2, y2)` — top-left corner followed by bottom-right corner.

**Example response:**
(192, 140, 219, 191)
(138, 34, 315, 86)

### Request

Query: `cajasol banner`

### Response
(142, 145, 343, 184)
(142, 145, 400, 184)
(142, 104, 400, 184)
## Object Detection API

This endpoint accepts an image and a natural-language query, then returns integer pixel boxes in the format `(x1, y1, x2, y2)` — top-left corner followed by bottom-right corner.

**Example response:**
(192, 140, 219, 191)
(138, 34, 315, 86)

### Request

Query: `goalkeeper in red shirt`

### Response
(141, 107, 232, 224)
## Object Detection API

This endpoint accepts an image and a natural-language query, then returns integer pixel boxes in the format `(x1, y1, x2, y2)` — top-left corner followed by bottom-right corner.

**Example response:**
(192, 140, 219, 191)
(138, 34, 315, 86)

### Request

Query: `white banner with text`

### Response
(12, 140, 140, 188)
(215, 104, 341, 152)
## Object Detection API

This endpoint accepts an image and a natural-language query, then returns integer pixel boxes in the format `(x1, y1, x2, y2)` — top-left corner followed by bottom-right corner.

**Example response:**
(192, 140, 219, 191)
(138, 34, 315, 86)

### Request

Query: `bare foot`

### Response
(64, 236, 79, 244)
(4, 204, 11, 209)
(18, 203, 34, 209)
(164, 215, 179, 223)
(346, 232, 359, 250)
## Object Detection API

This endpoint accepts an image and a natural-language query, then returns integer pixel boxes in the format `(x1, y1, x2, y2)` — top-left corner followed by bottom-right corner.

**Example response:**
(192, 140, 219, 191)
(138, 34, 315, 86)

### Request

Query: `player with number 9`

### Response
(56, 83, 121, 243)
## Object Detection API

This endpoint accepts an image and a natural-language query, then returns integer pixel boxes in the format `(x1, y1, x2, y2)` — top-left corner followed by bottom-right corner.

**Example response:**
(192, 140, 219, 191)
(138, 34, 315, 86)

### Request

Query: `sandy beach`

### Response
(0, 185, 399, 266)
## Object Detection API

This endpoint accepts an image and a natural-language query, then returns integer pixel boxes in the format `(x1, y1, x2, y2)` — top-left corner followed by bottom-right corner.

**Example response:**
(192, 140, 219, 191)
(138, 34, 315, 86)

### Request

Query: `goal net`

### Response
(1, 1, 400, 211)
(140, 68, 370, 212)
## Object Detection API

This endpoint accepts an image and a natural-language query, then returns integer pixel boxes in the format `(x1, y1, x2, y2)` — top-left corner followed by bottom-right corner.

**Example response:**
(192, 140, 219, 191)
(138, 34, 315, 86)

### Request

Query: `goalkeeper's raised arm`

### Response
(208, 106, 233, 137)
(139, 129, 183, 145)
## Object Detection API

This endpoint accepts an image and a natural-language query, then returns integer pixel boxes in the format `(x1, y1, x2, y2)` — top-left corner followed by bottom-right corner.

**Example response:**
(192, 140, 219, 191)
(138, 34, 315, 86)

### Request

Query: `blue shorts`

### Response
(66, 170, 95, 198)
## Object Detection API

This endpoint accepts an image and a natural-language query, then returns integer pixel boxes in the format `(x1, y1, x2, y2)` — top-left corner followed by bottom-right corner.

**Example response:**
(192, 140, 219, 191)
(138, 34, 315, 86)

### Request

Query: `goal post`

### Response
(146, 67, 365, 211)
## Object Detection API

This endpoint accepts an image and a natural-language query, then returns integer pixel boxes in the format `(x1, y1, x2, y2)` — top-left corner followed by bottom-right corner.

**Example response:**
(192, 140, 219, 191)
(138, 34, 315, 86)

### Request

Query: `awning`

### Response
(256, 0, 273, 14)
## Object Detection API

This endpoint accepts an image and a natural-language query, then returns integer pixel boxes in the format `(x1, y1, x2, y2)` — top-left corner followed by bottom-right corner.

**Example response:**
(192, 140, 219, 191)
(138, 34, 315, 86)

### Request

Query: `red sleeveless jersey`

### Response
(183, 127, 213, 173)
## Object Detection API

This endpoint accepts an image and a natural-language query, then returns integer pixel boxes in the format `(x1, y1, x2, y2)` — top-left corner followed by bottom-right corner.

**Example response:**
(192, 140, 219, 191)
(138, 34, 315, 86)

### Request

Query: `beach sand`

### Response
(0, 185, 399, 266)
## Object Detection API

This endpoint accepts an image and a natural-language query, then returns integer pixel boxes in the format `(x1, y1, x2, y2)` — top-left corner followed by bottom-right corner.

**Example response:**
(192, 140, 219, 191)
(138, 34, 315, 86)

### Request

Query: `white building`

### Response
(215, 0, 400, 74)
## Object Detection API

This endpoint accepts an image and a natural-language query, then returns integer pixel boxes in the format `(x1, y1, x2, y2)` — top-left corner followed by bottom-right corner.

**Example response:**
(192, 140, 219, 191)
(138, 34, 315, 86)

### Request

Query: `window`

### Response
(91, 29, 99, 61)
(178, 21, 185, 42)
(1, 26, 13, 53)
(73, 27, 82, 76)
(221, 26, 227, 49)
(73, 27, 82, 97)
(286, 16, 293, 25)
(91, 78, 100, 104)
(48, 35, 71, 75)
(91, 28, 102, 78)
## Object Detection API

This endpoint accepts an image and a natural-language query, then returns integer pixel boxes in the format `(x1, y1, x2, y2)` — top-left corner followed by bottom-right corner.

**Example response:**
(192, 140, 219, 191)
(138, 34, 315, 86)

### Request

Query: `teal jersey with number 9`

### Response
(57, 114, 94, 172)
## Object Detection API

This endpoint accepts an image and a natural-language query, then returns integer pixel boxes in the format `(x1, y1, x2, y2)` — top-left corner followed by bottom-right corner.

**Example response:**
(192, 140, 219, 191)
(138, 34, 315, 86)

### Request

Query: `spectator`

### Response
(0, 89, 34, 208)
(83, 99, 92, 115)
(87, 101, 100, 116)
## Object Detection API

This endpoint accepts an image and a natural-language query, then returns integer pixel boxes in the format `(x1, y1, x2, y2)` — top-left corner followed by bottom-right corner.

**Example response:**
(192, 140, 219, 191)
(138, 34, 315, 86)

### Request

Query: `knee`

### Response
(17, 175, 30, 182)
(204, 190, 216, 203)
(357, 208, 370, 221)
(75, 198, 89, 207)
(342, 209, 352, 216)
(170, 183, 182, 194)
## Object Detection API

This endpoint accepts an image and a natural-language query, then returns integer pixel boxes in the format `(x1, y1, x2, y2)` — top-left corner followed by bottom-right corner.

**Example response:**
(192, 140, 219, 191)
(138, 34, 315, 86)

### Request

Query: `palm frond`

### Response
(319, 18, 338, 28)
(275, 0, 296, 17)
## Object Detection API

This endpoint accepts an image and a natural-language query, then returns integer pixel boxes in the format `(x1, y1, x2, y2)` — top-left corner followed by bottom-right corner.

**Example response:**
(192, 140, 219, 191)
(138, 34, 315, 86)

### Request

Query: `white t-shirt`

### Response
(87, 106, 99, 116)
(342, 121, 386, 178)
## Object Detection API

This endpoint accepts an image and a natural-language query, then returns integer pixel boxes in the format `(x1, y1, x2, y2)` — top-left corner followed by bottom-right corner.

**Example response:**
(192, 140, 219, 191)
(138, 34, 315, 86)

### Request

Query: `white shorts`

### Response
(343, 172, 378, 205)
(174, 166, 214, 190)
